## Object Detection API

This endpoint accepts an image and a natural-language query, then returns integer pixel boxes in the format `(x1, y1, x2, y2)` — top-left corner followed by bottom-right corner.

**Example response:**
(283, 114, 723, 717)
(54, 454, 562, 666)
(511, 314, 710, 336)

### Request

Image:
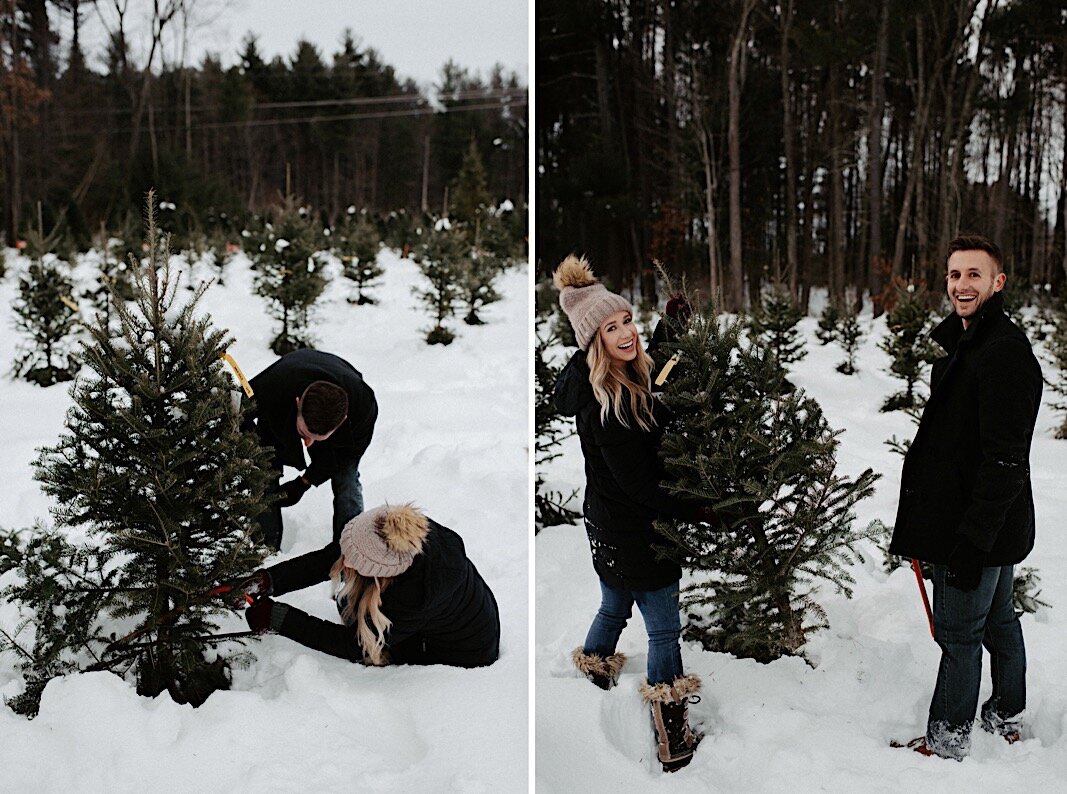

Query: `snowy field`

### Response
(537, 306, 1067, 792)
(0, 246, 529, 791)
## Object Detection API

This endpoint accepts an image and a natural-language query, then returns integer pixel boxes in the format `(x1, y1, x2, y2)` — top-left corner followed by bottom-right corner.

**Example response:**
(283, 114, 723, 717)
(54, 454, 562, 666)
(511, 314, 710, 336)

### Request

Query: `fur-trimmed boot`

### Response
(571, 648, 626, 690)
(640, 673, 702, 773)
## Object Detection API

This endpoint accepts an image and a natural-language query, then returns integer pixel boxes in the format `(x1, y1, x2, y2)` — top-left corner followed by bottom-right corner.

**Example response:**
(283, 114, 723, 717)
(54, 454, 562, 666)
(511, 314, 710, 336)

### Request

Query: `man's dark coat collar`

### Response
(930, 291, 1006, 355)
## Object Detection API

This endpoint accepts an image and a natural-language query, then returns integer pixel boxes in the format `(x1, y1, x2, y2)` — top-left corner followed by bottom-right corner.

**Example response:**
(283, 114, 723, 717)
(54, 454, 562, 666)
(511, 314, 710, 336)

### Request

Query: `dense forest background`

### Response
(537, 0, 1067, 313)
(2, 0, 527, 244)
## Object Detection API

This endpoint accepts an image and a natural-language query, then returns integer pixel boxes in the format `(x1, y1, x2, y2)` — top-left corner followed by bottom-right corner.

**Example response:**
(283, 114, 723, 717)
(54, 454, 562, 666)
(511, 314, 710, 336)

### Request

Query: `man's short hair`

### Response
(301, 381, 348, 434)
(946, 234, 1003, 274)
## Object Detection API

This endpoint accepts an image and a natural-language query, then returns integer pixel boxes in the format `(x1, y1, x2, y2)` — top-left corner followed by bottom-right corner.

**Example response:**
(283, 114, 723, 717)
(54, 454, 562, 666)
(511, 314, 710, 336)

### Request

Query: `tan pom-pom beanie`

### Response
(553, 254, 632, 351)
(339, 503, 430, 577)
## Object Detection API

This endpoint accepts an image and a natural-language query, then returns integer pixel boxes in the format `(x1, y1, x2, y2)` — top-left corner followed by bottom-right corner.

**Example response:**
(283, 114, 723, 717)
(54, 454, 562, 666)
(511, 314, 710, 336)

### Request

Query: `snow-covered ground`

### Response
(0, 247, 529, 791)
(537, 306, 1067, 791)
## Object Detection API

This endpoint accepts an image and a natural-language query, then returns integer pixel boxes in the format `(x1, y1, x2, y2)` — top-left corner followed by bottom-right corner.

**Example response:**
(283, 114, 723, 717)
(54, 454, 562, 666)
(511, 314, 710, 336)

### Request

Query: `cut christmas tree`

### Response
(3, 195, 276, 715)
(655, 309, 879, 662)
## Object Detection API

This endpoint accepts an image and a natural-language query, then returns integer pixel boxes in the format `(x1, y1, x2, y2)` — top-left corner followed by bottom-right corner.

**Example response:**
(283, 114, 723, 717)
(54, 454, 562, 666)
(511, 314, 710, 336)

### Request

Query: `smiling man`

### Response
(247, 349, 378, 550)
(889, 234, 1043, 760)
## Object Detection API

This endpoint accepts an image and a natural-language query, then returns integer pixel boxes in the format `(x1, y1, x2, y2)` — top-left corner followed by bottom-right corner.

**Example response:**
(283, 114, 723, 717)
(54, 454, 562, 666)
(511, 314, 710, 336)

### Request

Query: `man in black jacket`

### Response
(890, 234, 1042, 760)
(248, 349, 378, 550)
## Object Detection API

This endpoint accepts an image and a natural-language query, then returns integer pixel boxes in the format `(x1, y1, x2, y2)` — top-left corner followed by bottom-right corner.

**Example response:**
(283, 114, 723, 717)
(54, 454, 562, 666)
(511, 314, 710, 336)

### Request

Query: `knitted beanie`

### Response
(553, 254, 632, 351)
(339, 503, 430, 578)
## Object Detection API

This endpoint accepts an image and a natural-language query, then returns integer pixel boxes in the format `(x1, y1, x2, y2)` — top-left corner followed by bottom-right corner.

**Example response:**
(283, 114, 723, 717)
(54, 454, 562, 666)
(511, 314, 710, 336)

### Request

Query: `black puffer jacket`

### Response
(553, 351, 703, 591)
(264, 519, 500, 668)
(889, 293, 1042, 565)
(248, 349, 377, 485)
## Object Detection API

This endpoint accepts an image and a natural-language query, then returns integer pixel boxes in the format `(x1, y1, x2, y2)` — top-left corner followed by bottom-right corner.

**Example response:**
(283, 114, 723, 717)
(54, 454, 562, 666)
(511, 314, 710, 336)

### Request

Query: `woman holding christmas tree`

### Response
(552, 255, 713, 773)
(230, 503, 499, 668)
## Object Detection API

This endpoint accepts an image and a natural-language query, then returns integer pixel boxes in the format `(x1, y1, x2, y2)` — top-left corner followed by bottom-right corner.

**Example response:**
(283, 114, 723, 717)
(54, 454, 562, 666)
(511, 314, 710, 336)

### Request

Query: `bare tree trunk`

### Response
(727, 0, 757, 311)
(828, 10, 846, 304)
(779, 0, 799, 294)
(867, 0, 890, 315)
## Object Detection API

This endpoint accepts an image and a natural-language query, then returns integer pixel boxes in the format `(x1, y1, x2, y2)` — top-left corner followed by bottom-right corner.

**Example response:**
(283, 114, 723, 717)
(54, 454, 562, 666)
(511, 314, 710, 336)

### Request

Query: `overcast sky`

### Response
(72, 0, 528, 90)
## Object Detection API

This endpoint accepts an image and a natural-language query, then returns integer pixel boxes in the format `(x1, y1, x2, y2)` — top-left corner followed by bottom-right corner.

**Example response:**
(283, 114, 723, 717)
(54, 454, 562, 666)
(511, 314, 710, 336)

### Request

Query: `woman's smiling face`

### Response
(598, 309, 638, 364)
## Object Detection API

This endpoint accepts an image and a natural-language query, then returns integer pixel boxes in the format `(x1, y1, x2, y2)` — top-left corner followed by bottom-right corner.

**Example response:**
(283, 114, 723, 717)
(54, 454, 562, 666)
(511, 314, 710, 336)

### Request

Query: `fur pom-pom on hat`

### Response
(553, 254, 632, 351)
(339, 503, 430, 578)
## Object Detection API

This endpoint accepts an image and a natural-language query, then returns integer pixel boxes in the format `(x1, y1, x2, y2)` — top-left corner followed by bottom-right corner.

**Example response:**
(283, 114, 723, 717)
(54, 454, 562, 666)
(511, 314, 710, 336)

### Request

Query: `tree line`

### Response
(2, 0, 527, 245)
(537, 0, 1066, 313)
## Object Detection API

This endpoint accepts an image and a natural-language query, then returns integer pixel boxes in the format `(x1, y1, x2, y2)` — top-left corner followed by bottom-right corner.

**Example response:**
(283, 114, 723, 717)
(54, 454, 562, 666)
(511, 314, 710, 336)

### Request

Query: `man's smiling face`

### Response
(946, 249, 1005, 328)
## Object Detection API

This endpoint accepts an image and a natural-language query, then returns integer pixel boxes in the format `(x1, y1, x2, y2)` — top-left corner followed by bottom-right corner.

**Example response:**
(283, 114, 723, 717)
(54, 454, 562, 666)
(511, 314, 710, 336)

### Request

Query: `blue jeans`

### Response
(582, 578, 683, 685)
(926, 564, 1026, 759)
(258, 460, 364, 550)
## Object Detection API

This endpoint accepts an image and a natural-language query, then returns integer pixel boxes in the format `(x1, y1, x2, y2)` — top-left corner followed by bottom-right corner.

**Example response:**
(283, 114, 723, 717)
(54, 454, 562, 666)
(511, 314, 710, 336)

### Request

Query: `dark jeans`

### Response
(258, 460, 364, 550)
(582, 578, 683, 685)
(926, 564, 1026, 759)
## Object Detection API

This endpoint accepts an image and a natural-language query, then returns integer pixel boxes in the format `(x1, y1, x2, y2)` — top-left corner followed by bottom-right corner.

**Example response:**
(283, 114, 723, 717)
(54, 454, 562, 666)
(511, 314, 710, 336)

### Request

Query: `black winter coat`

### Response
(553, 351, 703, 591)
(889, 293, 1042, 565)
(265, 520, 500, 667)
(248, 349, 378, 485)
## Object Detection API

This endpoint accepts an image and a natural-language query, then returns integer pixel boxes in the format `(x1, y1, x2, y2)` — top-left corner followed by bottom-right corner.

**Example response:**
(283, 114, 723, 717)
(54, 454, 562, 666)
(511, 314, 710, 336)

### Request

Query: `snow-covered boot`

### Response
(641, 673, 702, 773)
(571, 648, 626, 690)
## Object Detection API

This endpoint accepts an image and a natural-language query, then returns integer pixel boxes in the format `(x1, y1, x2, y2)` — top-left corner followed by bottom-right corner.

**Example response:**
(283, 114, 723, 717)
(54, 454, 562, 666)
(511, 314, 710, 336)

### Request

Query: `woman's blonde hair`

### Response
(586, 324, 656, 432)
(329, 557, 393, 666)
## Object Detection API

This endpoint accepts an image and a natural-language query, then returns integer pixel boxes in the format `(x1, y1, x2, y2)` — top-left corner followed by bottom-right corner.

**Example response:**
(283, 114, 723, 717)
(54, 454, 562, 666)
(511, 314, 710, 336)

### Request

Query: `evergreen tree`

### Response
(656, 310, 879, 662)
(450, 138, 493, 235)
(879, 281, 940, 412)
(335, 208, 384, 305)
(834, 305, 864, 375)
(12, 237, 81, 386)
(1047, 296, 1067, 438)
(816, 302, 840, 345)
(252, 199, 327, 355)
(16, 199, 276, 712)
(747, 282, 806, 368)
(459, 247, 503, 325)
(534, 328, 580, 531)
(413, 224, 465, 344)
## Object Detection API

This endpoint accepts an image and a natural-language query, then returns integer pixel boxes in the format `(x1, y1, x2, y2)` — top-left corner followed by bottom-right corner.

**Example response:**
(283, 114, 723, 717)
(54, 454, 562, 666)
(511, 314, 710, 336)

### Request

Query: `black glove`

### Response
(217, 570, 272, 608)
(946, 538, 985, 592)
(245, 596, 276, 634)
(664, 293, 692, 323)
(276, 477, 310, 508)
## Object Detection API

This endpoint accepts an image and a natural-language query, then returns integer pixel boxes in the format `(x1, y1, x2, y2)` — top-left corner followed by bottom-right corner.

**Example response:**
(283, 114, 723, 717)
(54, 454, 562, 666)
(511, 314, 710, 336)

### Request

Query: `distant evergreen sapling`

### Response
(252, 200, 327, 354)
(656, 310, 879, 661)
(450, 138, 492, 234)
(12, 244, 81, 386)
(879, 281, 940, 412)
(835, 305, 864, 375)
(459, 247, 502, 325)
(336, 209, 383, 305)
(747, 283, 806, 369)
(414, 225, 465, 344)
(816, 303, 841, 345)
(1047, 297, 1067, 438)
(19, 201, 276, 711)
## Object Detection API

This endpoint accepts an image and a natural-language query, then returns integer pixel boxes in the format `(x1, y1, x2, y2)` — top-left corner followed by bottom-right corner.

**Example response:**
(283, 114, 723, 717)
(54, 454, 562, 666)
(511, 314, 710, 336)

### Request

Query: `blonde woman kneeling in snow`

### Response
(233, 503, 500, 667)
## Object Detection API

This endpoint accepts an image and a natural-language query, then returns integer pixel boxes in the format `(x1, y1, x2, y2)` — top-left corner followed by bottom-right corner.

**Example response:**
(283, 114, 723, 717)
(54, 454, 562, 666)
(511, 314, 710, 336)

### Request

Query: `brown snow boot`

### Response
(641, 673, 702, 773)
(571, 648, 626, 690)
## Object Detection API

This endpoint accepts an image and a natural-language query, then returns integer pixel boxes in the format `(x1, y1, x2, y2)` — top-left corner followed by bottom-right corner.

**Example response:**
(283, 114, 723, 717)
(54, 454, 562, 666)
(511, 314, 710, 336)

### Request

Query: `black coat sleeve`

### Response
(958, 338, 1042, 551)
(265, 541, 341, 597)
(274, 604, 363, 662)
(590, 414, 704, 522)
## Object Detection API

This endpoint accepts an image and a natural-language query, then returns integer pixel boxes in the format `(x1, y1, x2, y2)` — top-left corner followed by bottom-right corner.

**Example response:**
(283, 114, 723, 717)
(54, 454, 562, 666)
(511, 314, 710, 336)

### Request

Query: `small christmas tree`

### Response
(747, 282, 807, 369)
(450, 138, 492, 235)
(834, 305, 864, 375)
(413, 223, 465, 345)
(12, 233, 81, 386)
(459, 247, 502, 325)
(534, 328, 580, 531)
(252, 198, 327, 354)
(879, 280, 940, 412)
(1048, 297, 1067, 438)
(816, 302, 840, 345)
(656, 309, 879, 662)
(335, 208, 384, 305)
(13, 195, 276, 712)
